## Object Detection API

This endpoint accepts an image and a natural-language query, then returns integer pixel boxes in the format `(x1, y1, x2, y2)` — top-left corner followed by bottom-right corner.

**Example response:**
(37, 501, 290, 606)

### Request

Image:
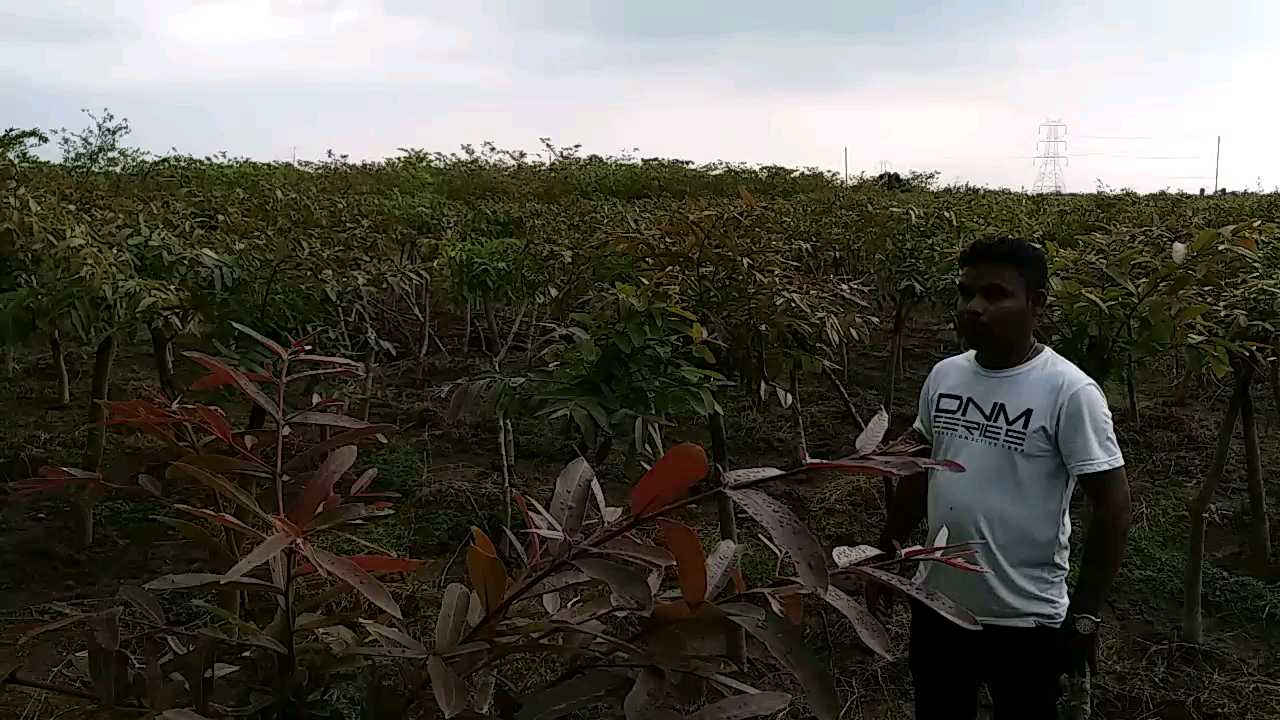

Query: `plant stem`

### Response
(1242, 379, 1270, 570)
(80, 333, 115, 548)
(708, 409, 746, 666)
(273, 356, 291, 515)
(823, 365, 866, 431)
(51, 326, 70, 406)
(1183, 371, 1245, 643)
(149, 324, 176, 398)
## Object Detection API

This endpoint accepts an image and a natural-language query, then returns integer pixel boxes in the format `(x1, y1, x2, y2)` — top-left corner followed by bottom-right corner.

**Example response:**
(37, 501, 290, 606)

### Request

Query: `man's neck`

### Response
(974, 338, 1040, 371)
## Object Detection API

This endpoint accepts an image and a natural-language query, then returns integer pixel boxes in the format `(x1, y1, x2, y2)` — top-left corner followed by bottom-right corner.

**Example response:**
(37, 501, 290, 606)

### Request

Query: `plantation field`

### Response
(2, 138, 1280, 719)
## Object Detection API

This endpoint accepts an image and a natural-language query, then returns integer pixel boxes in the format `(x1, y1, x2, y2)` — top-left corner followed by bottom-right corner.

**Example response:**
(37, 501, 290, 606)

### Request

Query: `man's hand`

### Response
(1057, 617, 1099, 677)
(864, 577, 896, 619)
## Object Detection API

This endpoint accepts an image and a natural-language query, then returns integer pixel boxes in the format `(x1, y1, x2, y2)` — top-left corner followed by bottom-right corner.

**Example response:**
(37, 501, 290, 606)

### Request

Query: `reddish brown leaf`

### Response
(191, 406, 235, 446)
(182, 351, 281, 420)
(223, 532, 293, 582)
(287, 445, 357, 527)
(295, 354, 363, 367)
(572, 559, 653, 612)
(629, 442, 708, 516)
(295, 554, 425, 577)
(230, 321, 288, 358)
(428, 656, 468, 718)
(596, 539, 675, 567)
(805, 456, 964, 477)
(688, 691, 792, 720)
(436, 583, 471, 653)
(822, 585, 894, 661)
(168, 462, 272, 525)
(727, 488, 827, 593)
(623, 667, 667, 720)
(144, 573, 282, 594)
(658, 519, 707, 606)
(118, 586, 166, 626)
(179, 454, 271, 478)
(189, 369, 274, 391)
(13, 466, 101, 496)
(288, 411, 371, 430)
(467, 529, 507, 617)
(846, 567, 980, 630)
(350, 468, 378, 496)
(303, 545, 403, 619)
(285, 425, 396, 471)
(171, 504, 265, 538)
(727, 611, 839, 720)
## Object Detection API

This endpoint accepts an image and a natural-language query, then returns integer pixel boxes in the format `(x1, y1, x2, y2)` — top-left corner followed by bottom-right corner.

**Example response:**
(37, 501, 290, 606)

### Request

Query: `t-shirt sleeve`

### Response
(911, 370, 934, 442)
(1057, 382, 1125, 476)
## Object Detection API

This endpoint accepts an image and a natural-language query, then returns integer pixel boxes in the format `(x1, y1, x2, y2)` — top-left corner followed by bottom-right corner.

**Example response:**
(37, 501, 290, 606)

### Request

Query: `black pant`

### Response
(910, 602, 1063, 720)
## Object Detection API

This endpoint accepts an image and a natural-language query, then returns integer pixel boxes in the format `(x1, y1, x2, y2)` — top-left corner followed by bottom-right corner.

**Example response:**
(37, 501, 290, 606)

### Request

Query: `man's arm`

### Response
(1069, 466, 1132, 618)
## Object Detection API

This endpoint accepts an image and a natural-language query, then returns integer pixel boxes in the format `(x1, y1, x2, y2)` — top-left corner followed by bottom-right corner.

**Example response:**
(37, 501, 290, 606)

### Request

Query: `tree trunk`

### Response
(416, 277, 432, 383)
(361, 347, 376, 422)
(149, 325, 176, 398)
(1270, 355, 1280, 424)
(1173, 346, 1201, 406)
(1184, 372, 1246, 642)
(51, 328, 70, 407)
(1242, 384, 1270, 570)
(79, 333, 115, 548)
(484, 299, 501, 356)
(708, 409, 746, 666)
(790, 367, 807, 465)
(463, 300, 472, 353)
(883, 302, 905, 415)
(1126, 352, 1140, 424)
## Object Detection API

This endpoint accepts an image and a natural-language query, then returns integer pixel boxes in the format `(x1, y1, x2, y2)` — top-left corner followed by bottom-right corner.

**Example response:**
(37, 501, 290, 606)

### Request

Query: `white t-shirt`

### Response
(911, 347, 1124, 627)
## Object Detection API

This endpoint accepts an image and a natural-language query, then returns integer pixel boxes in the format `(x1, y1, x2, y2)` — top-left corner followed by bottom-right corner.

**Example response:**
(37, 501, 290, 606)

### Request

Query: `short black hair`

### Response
(958, 237, 1048, 293)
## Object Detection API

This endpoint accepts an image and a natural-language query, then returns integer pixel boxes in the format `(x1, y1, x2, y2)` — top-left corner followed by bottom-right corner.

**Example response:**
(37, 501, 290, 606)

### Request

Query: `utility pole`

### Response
(1213, 135, 1220, 193)
(843, 146, 848, 185)
(1032, 119, 1068, 194)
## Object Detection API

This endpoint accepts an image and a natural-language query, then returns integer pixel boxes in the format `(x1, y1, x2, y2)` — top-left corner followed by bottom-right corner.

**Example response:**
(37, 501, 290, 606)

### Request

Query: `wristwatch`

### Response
(1071, 613, 1102, 635)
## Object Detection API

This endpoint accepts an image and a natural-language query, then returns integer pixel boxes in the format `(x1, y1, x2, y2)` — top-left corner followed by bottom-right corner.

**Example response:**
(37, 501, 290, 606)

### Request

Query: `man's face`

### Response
(956, 262, 1042, 353)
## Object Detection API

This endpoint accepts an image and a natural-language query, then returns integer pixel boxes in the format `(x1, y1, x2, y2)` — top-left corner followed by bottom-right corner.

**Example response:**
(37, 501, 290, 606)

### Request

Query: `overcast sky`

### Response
(4, 1, 1277, 192)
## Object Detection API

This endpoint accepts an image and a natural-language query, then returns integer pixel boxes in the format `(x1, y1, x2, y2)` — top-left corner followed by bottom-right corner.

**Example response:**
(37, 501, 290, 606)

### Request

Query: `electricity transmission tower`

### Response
(1032, 119, 1068, 193)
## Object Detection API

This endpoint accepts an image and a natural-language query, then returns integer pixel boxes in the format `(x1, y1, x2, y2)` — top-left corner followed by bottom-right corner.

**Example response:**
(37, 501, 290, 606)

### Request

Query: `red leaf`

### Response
(230, 321, 289, 359)
(179, 454, 271, 478)
(727, 488, 828, 593)
(189, 370, 275, 391)
(350, 468, 378, 496)
(223, 531, 293, 582)
(182, 352, 281, 420)
(657, 519, 707, 606)
(467, 528, 507, 618)
(13, 467, 101, 496)
(288, 411, 371, 430)
(806, 456, 964, 477)
(190, 406, 235, 446)
(285, 425, 396, 472)
(287, 445, 357, 527)
(105, 399, 181, 426)
(172, 504, 265, 539)
(294, 554, 425, 577)
(301, 545, 403, 619)
(168, 462, 272, 525)
(629, 443, 708, 516)
(822, 585, 894, 661)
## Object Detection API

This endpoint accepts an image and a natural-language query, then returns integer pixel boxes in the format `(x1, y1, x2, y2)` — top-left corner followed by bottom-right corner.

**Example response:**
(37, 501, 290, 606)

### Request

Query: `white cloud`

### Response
(2, 0, 1277, 191)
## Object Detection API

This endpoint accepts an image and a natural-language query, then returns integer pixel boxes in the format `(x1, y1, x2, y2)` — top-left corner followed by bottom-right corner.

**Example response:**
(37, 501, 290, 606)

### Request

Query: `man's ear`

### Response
(1029, 288, 1049, 313)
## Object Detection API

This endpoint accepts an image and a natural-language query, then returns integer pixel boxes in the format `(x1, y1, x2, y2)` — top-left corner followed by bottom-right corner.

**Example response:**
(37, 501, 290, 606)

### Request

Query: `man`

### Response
(868, 237, 1132, 719)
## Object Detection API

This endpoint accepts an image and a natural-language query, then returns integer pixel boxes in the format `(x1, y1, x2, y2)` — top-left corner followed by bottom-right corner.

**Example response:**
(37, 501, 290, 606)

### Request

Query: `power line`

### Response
(1031, 119, 1067, 194)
